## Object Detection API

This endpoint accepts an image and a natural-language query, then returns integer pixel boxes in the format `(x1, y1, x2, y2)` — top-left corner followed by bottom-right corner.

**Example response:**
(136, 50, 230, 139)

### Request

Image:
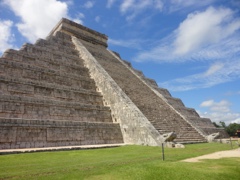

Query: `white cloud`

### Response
(174, 7, 239, 55)
(134, 6, 240, 62)
(109, 38, 146, 50)
(168, 0, 215, 13)
(4, 0, 68, 42)
(198, 99, 240, 125)
(95, 16, 100, 23)
(200, 100, 214, 107)
(120, 0, 135, 13)
(231, 118, 240, 124)
(204, 62, 224, 76)
(200, 100, 231, 113)
(199, 111, 240, 125)
(0, 20, 14, 53)
(72, 13, 85, 25)
(225, 91, 240, 96)
(83, 1, 95, 9)
(158, 59, 240, 91)
(131, 7, 240, 91)
(120, 0, 163, 21)
(154, 0, 163, 10)
(107, 0, 116, 8)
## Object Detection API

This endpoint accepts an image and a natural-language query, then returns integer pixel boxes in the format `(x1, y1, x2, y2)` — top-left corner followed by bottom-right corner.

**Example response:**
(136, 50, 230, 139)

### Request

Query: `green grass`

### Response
(0, 143, 239, 180)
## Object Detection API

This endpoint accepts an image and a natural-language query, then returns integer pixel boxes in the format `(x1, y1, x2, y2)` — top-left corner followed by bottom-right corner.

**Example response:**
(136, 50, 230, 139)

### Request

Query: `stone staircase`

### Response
(78, 39, 206, 143)
(0, 31, 123, 149)
(125, 62, 229, 139)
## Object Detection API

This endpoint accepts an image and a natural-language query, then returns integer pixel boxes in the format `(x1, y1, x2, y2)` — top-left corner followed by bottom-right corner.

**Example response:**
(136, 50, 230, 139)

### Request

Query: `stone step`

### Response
(174, 106, 200, 118)
(0, 94, 112, 122)
(0, 57, 86, 78)
(46, 31, 74, 44)
(60, 23, 108, 47)
(34, 36, 76, 54)
(155, 87, 172, 97)
(151, 122, 193, 129)
(175, 137, 206, 140)
(2, 54, 89, 78)
(0, 58, 96, 90)
(158, 129, 205, 140)
(3, 48, 84, 68)
(20, 42, 79, 58)
(46, 30, 73, 41)
(0, 118, 123, 149)
(175, 140, 207, 144)
(165, 96, 185, 107)
(0, 75, 103, 106)
(156, 127, 199, 131)
(177, 133, 206, 137)
(187, 116, 216, 128)
(175, 137, 206, 141)
(0, 75, 100, 95)
(8, 42, 82, 66)
(158, 129, 203, 135)
(143, 77, 158, 87)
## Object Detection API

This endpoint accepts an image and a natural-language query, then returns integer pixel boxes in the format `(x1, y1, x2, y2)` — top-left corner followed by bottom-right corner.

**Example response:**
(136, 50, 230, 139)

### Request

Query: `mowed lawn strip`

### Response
(0, 143, 239, 180)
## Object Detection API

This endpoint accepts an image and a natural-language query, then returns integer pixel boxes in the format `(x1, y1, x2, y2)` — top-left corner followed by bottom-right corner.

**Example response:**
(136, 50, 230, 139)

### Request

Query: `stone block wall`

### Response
(0, 118, 123, 149)
(0, 25, 124, 149)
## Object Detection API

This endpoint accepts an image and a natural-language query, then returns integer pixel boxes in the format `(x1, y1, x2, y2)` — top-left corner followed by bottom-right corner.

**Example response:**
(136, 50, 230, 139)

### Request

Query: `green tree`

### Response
(226, 123, 240, 136)
(219, 121, 226, 128)
(213, 122, 221, 128)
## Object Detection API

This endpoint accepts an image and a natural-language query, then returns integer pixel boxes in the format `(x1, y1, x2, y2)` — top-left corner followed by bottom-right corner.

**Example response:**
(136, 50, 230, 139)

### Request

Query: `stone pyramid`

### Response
(0, 18, 228, 149)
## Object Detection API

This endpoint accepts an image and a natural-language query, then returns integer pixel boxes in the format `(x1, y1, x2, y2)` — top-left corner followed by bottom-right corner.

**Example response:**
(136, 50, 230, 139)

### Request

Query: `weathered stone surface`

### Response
(207, 133, 220, 142)
(162, 132, 177, 142)
(0, 118, 123, 149)
(73, 37, 163, 146)
(77, 38, 206, 143)
(0, 20, 124, 149)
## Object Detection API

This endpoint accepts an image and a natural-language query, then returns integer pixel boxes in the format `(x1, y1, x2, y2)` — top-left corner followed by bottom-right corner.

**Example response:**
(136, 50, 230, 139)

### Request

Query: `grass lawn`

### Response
(0, 143, 239, 180)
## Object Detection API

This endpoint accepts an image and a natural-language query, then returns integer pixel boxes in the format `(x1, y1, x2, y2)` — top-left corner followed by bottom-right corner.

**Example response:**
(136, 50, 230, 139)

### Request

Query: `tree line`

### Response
(213, 121, 240, 137)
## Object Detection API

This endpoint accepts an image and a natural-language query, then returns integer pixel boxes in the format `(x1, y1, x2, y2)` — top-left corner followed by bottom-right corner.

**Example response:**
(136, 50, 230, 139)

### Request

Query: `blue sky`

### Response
(0, 0, 239, 125)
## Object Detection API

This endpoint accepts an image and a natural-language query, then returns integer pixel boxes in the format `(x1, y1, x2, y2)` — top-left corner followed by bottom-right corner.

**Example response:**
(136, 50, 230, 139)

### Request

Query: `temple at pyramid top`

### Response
(0, 18, 228, 150)
(49, 18, 108, 47)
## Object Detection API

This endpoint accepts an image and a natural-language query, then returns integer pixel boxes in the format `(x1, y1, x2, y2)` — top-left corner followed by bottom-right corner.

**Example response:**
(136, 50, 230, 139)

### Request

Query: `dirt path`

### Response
(182, 148, 240, 162)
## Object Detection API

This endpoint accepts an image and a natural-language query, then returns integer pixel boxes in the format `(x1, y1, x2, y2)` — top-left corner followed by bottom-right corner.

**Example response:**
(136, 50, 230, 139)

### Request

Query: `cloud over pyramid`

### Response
(0, 18, 228, 149)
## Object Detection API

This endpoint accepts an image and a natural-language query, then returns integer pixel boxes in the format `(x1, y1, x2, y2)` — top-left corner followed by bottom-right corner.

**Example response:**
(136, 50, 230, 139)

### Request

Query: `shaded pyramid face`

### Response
(0, 18, 228, 149)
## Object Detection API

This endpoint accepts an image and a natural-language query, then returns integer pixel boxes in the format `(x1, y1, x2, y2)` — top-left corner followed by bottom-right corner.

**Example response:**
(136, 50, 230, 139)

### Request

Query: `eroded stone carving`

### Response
(162, 132, 177, 142)
(207, 132, 220, 142)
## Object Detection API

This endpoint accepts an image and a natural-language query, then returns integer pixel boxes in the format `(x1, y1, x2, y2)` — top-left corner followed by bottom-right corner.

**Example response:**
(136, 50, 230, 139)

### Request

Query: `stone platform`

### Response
(0, 143, 126, 155)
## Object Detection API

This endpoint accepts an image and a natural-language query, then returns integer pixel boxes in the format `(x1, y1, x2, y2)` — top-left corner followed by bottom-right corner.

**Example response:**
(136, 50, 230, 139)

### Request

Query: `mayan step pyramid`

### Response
(0, 18, 228, 149)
